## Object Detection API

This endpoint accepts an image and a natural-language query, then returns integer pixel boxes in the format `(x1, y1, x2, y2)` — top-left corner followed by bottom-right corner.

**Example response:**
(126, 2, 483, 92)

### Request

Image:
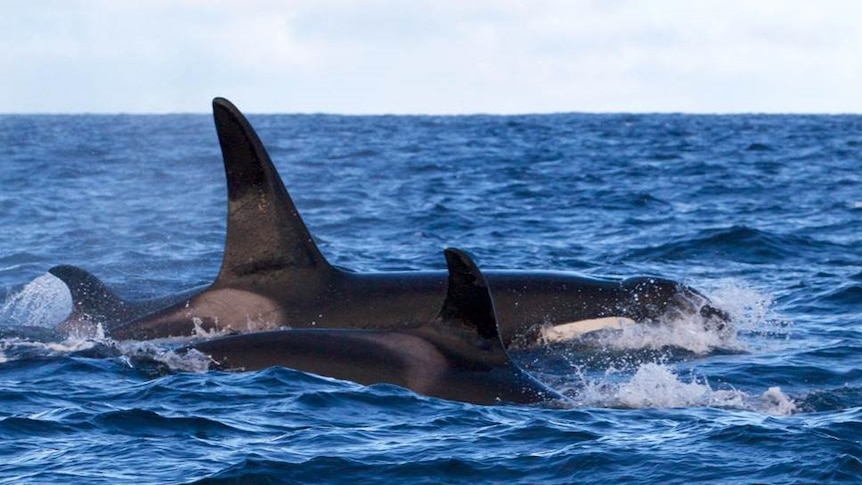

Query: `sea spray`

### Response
(115, 340, 213, 373)
(0, 273, 72, 330)
(566, 280, 781, 355)
(569, 362, 796, 415)
(546, 282, 796, 415)
(707, 280, 790, 339)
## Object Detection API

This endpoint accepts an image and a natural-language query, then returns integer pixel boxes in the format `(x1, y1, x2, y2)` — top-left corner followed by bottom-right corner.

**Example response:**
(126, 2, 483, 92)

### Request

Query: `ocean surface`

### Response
(0, 110, 860, 484)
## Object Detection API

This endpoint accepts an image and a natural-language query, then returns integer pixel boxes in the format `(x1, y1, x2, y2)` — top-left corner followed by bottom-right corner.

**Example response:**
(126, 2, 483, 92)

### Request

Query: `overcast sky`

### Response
(1, 0, 860, 114)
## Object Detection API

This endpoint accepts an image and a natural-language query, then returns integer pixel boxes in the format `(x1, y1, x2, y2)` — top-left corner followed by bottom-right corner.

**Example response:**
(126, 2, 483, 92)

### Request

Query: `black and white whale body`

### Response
(189, 249, 565, 405)
(51, 97, 727, 344)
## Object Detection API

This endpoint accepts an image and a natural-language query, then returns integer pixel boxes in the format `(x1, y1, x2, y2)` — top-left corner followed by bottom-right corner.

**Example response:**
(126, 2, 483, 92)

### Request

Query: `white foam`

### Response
(758, 386, 797, 415)
(0, 335, 101, 362)
(115, 340, 213, 373)
(566, 362, 796, 415)
(615, 363, 713, 408)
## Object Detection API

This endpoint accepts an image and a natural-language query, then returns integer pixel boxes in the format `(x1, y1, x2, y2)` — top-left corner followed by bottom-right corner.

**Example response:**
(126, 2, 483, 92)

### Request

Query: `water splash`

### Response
(587, 316, 736, 355)
(566, 280, 781, 355)
(707, 280, 787, 338)
(568, 362, 796, 415)
(541, 281, 796, 415)
(0, 273, 72, 329)
(0, 335, 100, 364)
(115, 340, 212, 373)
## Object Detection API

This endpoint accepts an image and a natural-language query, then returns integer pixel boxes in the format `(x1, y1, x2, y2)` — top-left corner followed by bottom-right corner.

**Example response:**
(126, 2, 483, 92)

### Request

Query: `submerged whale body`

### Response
(51, 97, 728, 344)
(189, 249, 565, 406)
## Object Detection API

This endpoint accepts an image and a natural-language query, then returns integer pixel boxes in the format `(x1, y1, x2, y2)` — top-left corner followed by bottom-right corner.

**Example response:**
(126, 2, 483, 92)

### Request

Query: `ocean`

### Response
(0, 111, 860, 483)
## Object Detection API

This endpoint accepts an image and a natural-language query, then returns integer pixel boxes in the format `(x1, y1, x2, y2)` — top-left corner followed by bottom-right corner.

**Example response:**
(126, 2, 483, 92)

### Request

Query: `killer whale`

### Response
(189, 249, 565, 405)
(49, 264, 203, 337)
(51, 97, 727, 343)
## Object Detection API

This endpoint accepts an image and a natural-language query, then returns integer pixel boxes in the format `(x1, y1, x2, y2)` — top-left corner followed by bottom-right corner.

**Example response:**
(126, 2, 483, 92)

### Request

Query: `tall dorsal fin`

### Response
(437, 248, 509, 358)
(211, 97, 333, 283)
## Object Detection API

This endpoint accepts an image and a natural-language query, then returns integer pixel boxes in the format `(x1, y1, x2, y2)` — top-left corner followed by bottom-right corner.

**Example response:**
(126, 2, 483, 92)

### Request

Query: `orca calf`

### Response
(189, 249, 565, 406)
(51, 97, 727, 344)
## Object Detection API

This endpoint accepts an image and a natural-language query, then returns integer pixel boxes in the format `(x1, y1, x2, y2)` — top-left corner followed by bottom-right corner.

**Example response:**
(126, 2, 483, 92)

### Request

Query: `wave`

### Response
(817, 283, 862, 307)
(625, 225, 841, 264)
(188, 455, 535, 485)
(92, 408, 241, 438)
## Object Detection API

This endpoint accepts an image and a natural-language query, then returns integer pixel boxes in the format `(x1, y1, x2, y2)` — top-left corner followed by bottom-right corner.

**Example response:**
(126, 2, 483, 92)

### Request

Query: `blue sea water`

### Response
(0, 111, 860, 484)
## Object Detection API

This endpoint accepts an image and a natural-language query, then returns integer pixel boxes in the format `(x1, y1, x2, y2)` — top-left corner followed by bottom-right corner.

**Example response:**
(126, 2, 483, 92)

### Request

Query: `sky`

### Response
(1, 0, 860, 114)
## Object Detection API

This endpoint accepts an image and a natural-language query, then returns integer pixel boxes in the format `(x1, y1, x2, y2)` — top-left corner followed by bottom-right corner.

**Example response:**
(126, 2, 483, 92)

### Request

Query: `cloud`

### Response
(0, 0, 860, 113)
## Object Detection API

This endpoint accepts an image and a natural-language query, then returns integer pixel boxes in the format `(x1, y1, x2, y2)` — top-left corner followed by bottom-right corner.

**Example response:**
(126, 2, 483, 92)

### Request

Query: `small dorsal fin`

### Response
(211, 97, 333, 283)
(438, 248, 506, 349)
(48, 265, 128, 326)
(434, 249, 564, 403)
